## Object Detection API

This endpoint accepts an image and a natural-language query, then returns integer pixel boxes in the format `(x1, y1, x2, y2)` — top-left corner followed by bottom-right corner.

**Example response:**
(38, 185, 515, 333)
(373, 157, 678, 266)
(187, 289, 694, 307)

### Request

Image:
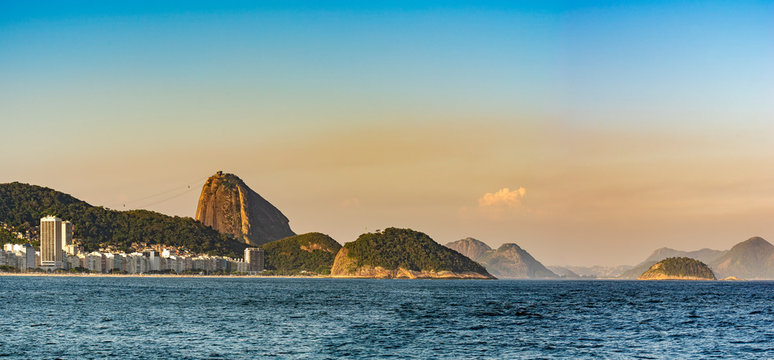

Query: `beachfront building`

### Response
(15, 244, 34, 270)
(0, 244, 35, 270)
(64, 254, 81, 270)
(228, 259, 248, 273)
(165, 255, 185, 273)
(61, 221, 73, 251)
(143, 250, 160, 272)
(126, 253, 149, 274)
(0, 250, 10, 268)
(40, 216, 63, 270)
(1, 239, 251, 274)
(86, 252, 104, 273)
(244, 248, 264, 273)
(111, 253, 125, 273)
(64, 244, 79, 256)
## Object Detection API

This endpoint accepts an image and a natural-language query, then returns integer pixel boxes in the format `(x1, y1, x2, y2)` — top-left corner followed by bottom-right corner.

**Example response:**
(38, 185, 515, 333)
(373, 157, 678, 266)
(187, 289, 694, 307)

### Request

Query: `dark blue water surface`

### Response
(1, 277, 774, 359)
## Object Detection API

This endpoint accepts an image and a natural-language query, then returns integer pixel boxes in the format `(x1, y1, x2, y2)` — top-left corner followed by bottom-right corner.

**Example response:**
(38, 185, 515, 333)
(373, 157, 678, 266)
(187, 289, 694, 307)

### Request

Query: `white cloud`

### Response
(478, 187, 526, 208)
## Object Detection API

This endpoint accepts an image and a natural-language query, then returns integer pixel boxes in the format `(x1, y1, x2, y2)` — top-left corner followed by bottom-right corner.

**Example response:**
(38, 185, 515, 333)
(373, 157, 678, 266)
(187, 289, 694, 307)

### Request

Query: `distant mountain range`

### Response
(445, 235, 774, 281)
(710, 237, 774, 279)
(445, 238, 557, 279)
(6, 175, 774, 280)
(549, 265, 633, 279)
(621, 237, 774, 280)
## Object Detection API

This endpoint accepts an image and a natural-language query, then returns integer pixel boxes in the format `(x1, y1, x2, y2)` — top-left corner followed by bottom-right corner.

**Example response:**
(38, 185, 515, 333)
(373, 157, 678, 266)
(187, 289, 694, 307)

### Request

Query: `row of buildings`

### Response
(0, 216, 265, 274)
(0, 243, 35, 270)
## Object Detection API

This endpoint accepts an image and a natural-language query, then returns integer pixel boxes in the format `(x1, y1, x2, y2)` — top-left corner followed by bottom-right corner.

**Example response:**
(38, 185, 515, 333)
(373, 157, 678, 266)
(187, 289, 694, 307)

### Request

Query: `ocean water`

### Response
(1, 277, 773, 359)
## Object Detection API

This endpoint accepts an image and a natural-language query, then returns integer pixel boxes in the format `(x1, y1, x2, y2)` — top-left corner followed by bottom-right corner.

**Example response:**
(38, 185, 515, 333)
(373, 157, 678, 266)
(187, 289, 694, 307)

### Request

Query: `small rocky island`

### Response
(638, 257, 716, 280)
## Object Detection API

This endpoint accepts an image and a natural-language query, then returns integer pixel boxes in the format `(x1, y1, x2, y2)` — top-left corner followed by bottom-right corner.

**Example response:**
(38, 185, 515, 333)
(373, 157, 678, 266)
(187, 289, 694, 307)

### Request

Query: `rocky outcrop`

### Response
(195, 171, 294, 245)
(330, 248, 491, 279)
(330, 228, 494, 279)
(445, 237, 492, 261)
(638, 257, 716, 280)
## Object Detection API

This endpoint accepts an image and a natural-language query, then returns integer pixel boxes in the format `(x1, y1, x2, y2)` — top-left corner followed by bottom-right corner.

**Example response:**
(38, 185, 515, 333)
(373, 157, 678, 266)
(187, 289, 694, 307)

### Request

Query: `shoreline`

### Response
(0, 272, 327, 279)
(0, 272, 757, 280)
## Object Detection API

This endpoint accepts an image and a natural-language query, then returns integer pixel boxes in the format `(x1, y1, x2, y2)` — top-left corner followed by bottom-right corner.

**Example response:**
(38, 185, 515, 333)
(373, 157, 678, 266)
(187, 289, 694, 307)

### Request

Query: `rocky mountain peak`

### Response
(445, 237, 492, 260)
(195, 171, 295, 245)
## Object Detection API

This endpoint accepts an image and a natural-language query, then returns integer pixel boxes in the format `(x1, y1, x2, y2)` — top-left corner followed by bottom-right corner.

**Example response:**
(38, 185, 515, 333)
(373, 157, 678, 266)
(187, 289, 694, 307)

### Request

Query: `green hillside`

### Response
(0, 227, 27, 246)
(0, 182, 245, 257)
(261, 232, 341, 275)
(342, 227, 490, 274)
(639, 257, 716, 280)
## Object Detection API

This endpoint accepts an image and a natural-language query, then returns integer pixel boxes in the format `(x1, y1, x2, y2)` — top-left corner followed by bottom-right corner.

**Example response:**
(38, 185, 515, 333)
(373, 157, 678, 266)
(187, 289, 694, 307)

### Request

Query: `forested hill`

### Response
(261, 232, 342, 275)
(638, 257, 716, 280)
(333, 228, 492, 277)
(0, 182, 246, 257)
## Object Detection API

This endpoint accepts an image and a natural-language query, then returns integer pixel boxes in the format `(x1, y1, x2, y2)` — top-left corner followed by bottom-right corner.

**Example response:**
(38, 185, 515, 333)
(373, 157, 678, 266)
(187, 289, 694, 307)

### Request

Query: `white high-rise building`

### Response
(40, 216, 63, 270)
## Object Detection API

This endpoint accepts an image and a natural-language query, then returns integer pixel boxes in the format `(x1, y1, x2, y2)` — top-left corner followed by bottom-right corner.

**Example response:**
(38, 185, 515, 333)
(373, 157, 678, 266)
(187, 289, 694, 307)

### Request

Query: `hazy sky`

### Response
(2, 1, 773, 266)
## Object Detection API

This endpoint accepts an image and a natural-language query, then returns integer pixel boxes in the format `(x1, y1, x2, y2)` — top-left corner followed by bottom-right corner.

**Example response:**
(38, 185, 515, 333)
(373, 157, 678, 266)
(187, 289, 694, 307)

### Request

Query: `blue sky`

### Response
(1, 1, 773, 265)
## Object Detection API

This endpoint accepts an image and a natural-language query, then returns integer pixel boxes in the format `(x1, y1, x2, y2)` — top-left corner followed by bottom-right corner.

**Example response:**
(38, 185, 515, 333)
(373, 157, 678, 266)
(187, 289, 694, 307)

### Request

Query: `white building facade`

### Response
(40, 216, 63, 270)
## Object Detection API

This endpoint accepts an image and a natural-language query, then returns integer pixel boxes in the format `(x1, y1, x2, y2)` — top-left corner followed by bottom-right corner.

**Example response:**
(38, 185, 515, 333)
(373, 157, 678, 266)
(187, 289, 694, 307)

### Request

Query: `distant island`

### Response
(638, 257, 716, 280)
(330, 228, 493, 279)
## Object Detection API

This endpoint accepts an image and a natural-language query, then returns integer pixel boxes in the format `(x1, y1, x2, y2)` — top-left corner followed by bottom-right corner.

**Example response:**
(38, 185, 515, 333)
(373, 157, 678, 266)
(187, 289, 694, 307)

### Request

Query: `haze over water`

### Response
(2, 277, 773, 359)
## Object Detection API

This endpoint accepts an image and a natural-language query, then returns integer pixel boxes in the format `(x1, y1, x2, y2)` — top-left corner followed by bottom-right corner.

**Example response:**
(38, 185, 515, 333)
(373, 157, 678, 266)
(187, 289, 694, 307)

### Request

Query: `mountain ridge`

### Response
(445, 239, 557, 279)
(620, 246, 727, 279)
(710, 237, 774, 279)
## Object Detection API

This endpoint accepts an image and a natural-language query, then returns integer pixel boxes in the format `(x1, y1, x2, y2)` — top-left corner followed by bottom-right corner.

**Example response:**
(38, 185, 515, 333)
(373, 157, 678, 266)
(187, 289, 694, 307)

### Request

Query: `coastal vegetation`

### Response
(0, 227, 27, 246)
(0, 182, 246, 257)
(261, 232, 341, 275)
(638, 257, 716, 280)
(331, 228, 492, 278)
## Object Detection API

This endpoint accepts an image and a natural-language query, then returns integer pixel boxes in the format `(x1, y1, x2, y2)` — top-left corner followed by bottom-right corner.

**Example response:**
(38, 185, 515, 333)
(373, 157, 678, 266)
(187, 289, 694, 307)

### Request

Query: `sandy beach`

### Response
(0, 272, 327, 279)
